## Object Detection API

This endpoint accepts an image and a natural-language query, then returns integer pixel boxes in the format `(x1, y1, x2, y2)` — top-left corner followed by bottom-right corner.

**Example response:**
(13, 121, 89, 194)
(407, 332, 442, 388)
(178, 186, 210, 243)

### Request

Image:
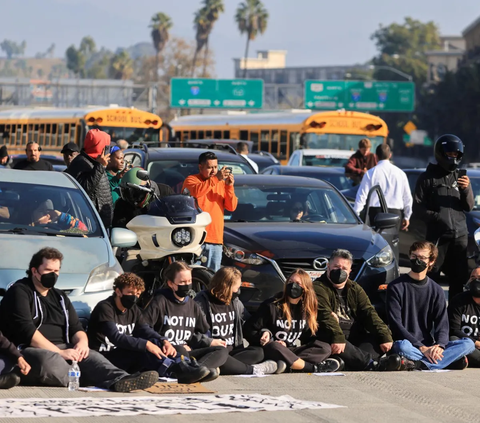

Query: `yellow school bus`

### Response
(169, 110, 389, 163)
(0, 107, 163, 156)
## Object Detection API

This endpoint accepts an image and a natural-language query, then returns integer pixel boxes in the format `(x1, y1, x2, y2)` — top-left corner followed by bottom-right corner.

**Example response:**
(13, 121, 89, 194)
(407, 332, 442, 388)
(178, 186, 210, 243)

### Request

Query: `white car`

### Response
(287, 149, 352, 167)
(0, 169, 137, 324)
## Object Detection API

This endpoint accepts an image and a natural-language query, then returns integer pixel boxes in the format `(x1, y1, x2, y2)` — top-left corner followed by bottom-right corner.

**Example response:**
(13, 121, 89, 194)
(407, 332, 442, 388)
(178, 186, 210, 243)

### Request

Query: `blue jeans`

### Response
(201, 243, 223, 272)
(393, 338, 475, 370)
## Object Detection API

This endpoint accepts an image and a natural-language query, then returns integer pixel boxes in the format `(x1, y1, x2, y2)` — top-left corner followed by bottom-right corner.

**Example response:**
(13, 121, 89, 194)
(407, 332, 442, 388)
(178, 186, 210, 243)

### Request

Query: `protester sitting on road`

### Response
(195, 267, 283, 375)
(88, 272, 210, 384)
(0, 247, 159, 391)
(32, 200, 88, 232)
(314, 249, 407, 371)
(0, 329, 31, 389)
(112, 167, 173, 229)
(245, 269, 341, 373)
(13, 142, 53, 171)
(66, 129, 113, 229)
(106, 145, 129, 206)
(387, 241, 475, 370)
(345, 138, 377, 186)
(144, 261, 229, 382)
(60, 142, 80, 168)
(446, 266, 480, 368)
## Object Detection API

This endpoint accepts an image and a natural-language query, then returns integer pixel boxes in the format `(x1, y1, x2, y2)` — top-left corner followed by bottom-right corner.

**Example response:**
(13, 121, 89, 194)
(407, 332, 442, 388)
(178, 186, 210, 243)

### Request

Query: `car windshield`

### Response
(302, 156, 349, 167)
(147, 159, 255, 193)
(292, 172, 354, 190)
(303, 134, 385, 151)
(0, 182, 103, 237)
(100, 126, 160, 144)
(225, 185, 358, 224)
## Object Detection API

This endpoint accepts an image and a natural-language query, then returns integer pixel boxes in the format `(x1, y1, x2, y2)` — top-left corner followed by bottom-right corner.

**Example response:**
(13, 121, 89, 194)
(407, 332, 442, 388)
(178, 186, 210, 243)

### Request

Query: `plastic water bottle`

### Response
(68, 361, 81, 391)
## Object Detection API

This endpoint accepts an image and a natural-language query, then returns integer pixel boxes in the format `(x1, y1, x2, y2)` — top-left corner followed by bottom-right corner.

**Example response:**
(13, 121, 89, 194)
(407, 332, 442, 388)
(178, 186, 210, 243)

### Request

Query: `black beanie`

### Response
(0, 146, 8, 159)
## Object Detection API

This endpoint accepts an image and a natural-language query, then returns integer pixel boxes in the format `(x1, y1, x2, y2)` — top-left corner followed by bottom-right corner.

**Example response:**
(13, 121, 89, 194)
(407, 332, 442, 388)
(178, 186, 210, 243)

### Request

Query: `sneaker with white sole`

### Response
(313, 358, 342, 373)
(252, 360, 278, 375)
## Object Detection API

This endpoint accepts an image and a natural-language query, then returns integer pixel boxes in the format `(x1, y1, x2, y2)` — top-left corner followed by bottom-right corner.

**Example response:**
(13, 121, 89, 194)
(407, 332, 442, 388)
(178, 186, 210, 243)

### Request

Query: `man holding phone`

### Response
(182, 152, 238, 272)
(66, 129, 114, 229)
(413, 134, 474, 299)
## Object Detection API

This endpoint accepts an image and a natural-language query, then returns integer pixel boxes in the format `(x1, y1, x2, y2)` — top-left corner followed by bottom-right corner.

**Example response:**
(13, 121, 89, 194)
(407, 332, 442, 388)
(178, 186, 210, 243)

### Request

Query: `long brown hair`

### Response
(209, 267, 242, 305)
(276, 269, 318, 334)
(164, 261, 192, 284)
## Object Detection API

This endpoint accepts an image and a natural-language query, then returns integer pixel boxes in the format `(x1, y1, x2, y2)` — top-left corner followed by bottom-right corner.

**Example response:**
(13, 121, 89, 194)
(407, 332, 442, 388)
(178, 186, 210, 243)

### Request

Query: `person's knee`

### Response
(392, 339, 413, 354)
(23, 349, 68, 386)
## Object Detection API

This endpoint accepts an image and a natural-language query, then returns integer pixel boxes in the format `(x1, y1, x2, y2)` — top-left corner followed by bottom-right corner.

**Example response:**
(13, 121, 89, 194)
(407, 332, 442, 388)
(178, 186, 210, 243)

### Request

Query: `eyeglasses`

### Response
(410, 254, 430, 261)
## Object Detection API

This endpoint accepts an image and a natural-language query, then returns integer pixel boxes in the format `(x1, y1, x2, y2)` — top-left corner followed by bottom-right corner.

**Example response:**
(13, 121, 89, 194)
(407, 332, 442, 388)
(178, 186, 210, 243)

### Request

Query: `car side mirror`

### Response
(111, 228, 138, 248)
(373, 213, 400, 230)
(475, 228, 480, 248)
(136, 169, 150, 181)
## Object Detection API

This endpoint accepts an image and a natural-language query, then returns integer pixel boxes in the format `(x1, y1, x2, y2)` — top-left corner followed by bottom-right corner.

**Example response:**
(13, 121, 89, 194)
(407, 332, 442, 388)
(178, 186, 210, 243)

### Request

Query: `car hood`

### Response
(0, 235, 110, 290)
(224, 222, 385, 259)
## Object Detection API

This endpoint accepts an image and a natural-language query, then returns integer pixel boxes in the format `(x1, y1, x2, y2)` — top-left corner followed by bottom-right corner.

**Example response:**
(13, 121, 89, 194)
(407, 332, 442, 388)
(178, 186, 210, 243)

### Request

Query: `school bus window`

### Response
(9, 125, 16, 146)
(279, 130, 287, 158)
(261, 130, 270, 152)
(239, 130, 248, 141)
(182, 131, 189, 142)
(250, 131, 259, 150)
(57, 124, 64, 147)
(20, 125, 26, 146)
(223, 130, 230, 139)
(64, 124, 70, 145)
(69, 124, 76, 144)
(271, 130, 279, 155)
(198, 130, 204, 140)
(289, 132, 300, 159)
(190, 130, 197, 140)
(205, 130, 213, 139)
(214, 130, 221, 139)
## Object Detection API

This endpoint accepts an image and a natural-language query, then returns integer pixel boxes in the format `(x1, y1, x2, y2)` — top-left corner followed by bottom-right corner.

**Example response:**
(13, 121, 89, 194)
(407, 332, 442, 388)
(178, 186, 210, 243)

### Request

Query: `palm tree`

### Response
(235, 0, 268, 78)
(192, 0, 225, 77)
(150, 12, 173, 81)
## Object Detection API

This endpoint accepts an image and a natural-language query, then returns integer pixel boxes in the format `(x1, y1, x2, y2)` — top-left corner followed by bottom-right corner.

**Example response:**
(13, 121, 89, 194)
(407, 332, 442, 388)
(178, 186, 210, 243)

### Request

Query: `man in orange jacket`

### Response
(182, 152, 238, 271)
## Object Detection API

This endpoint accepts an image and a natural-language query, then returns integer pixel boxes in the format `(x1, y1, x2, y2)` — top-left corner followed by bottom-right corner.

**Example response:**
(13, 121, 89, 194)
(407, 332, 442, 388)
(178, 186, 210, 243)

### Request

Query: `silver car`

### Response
(0, 169, 137, 324)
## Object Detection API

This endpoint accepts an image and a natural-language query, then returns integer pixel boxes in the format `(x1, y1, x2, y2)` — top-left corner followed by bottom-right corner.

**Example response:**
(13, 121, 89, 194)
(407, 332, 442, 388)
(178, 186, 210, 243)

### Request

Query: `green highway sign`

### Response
(305, 80, 415, 112)
(170, 78, 264, 109)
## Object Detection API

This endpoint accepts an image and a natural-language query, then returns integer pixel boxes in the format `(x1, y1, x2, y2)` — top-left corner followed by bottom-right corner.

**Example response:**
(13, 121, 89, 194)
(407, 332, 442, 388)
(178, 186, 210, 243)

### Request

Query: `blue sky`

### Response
(1, 0, 479, 78)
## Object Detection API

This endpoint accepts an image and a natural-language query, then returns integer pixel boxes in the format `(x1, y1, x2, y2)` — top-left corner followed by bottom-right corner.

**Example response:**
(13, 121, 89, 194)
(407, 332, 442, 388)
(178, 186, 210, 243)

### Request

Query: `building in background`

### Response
(425, 36, 465, 83)
(233, 50, 367, 109)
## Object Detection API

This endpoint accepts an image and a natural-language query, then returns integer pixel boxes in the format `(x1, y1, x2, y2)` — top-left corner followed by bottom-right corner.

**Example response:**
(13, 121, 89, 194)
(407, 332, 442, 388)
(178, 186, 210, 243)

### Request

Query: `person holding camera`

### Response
(413, 134, 474, 299)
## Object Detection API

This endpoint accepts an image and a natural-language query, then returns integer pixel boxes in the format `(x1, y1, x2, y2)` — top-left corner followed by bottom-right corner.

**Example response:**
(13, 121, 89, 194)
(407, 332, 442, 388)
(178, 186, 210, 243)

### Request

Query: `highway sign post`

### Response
(305, 80, 415, 112)
(170, 78, 264, 109)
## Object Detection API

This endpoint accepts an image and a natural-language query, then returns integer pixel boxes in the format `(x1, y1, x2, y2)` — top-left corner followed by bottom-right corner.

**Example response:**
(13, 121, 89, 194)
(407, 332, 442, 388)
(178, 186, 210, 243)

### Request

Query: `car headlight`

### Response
(367, 245, 394, 268)
(223, 244, 265, 265)
(85, 261, 123, 293)
(172, 228, 192, 247)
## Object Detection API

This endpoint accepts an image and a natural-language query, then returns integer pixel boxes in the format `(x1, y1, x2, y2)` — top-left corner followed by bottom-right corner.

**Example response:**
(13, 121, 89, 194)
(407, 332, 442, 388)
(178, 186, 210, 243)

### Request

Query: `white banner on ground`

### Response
(0, 394, 344, 418)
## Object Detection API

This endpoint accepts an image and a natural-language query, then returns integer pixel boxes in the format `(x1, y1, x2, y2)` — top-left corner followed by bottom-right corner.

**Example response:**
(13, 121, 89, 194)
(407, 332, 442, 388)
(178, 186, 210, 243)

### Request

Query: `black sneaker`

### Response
(314, 358, 342, 373)
(374, 354, 402, 371)
(446, 356, 468, 370)
(199, 367, 220, 382)
(111, 370, 159, 392)
(0, 372, 21, 389)
(170, 360, 211, 384)
(399, 357, 417, 371)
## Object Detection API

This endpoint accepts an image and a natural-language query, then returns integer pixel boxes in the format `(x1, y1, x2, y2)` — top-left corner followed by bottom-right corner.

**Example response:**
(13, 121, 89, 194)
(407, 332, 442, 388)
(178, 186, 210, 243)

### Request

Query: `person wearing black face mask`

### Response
(448, 267, 480, 367)
(87, 273, 210, 384)
(387, 241, 475, 370)
(195, 267, 284, 375)
(144, 261, 229, 382)
(314, 249, 407, 371)
(0, 247, 160, 391)
(244, 269, 340, 373)
(413, 134, 474, 300)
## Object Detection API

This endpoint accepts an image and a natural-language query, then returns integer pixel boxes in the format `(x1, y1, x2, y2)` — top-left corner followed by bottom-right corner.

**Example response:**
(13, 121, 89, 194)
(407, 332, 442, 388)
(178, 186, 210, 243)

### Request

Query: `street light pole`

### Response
(369, 65, 413, 81)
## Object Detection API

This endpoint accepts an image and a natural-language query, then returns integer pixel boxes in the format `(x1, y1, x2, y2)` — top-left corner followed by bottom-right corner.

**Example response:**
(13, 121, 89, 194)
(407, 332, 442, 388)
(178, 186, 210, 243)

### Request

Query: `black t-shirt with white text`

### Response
(144, 289, 210, 348)
(207, 292, 235, 346)
(88, 296, 147, 352)
(448, 291, 480, 342)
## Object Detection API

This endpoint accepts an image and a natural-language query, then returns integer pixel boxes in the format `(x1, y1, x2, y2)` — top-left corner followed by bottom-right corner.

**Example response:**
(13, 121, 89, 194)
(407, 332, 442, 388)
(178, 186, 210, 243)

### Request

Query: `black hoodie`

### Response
(143, 289, 212, 349)
(413, 163, 474, 239)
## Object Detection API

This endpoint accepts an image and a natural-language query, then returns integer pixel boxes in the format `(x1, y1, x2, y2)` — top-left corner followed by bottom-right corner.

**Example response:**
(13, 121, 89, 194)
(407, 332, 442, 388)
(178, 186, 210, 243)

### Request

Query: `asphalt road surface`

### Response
(1, 369, 480, 423)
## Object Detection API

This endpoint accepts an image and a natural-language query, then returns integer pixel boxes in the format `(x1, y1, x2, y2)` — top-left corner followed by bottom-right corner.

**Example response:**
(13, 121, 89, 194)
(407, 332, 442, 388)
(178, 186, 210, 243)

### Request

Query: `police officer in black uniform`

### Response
(413, 134, 474, 299)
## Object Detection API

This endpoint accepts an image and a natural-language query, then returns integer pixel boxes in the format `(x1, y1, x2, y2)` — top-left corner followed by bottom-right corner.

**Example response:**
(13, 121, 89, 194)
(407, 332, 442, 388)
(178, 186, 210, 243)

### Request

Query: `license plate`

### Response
(306, 270, 324, 280)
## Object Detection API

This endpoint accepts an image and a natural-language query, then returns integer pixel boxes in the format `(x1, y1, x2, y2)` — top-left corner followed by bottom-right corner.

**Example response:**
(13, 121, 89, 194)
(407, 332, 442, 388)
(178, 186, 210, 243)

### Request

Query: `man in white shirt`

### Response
(236, 142, 259, 173)
(354, 144, 412, 232)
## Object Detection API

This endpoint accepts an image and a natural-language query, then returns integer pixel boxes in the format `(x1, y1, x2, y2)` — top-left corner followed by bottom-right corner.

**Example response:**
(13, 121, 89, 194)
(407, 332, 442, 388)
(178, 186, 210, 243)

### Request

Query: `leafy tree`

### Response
(79, 36, 96, 59)
(0, 39, 26, 59)
(150, 12, 173, 81)
(192, 0, 224, 77)
(65, 45, 85, 77)
(109, 50, 134, 80)
(235, 0, 268, 78)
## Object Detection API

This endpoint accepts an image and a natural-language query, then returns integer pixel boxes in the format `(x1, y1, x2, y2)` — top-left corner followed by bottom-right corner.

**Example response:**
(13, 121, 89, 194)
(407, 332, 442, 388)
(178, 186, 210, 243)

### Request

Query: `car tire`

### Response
(192, 267, 214, 293)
